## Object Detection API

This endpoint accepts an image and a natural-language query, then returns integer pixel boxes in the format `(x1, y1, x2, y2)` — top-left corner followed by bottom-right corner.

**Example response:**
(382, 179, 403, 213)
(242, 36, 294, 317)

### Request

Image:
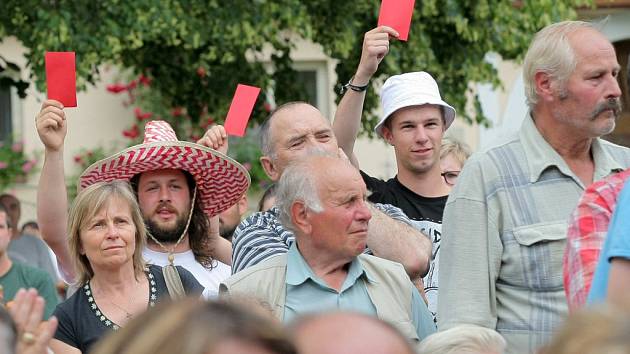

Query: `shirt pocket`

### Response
(507, 222, 567, 290)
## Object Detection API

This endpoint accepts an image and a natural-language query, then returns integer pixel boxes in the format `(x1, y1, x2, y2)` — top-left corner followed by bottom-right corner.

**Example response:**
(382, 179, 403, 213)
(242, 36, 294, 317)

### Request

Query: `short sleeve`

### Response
(52, 305, 79, 349)
(604, 180, 630, 261)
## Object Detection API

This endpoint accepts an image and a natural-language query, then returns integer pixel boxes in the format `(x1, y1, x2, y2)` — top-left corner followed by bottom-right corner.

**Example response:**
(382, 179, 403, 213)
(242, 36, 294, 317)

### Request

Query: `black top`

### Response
(53, 264, 203, 353)
(361, 171, 447, 224)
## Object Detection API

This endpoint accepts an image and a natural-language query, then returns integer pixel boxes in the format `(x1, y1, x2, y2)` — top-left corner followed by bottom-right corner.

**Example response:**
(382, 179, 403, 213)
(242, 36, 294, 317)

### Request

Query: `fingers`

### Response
(40, 99, 64, 111)
(36, 106, 66, 130)
(37, 316, 58, 347)
(198, 125, 229, 153)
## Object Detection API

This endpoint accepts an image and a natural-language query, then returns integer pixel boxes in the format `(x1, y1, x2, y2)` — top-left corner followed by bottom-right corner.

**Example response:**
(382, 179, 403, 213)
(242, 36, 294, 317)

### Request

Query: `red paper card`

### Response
(377, 0, 415, 41)
(45, 52, 77, 107)
(224, 84, 261, 137)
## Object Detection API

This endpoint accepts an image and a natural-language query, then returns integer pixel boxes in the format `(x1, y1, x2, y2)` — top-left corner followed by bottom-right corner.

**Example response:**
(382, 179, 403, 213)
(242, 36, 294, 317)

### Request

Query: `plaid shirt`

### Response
(563, 168, 630, 310)
(439, 116, 630, 354)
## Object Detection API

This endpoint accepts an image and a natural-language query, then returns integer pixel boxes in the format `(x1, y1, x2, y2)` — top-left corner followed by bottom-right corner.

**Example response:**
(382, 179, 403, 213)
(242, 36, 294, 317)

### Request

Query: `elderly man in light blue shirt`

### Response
(221, 154, 435, 342)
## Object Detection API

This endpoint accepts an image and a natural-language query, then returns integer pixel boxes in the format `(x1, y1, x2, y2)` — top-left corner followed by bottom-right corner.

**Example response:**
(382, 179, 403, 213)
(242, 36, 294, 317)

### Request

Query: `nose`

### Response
(158, 185, 171, 202)
(357, 201, 372, 223)
(415, 126, 429, 144)
(606, 74, 622, 99)
(105, 222, 120, 238)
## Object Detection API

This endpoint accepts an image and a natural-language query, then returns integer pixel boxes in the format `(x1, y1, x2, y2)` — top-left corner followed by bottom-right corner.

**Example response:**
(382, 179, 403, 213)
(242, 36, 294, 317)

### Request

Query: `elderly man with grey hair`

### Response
(438, 20, 630, 353)
(220, 154, 435, 342)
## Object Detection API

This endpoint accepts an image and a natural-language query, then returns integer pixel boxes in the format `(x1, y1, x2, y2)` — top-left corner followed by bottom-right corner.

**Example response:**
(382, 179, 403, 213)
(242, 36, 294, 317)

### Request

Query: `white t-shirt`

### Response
(142, 247, 231, 298)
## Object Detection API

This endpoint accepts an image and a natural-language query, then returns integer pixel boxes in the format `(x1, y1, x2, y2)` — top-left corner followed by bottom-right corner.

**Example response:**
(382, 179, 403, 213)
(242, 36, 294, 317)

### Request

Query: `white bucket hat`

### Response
(375, 71, 456, 138)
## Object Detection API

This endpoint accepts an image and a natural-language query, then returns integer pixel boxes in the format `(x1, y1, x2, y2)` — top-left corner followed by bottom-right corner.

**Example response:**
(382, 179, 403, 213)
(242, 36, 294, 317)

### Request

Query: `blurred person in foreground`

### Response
(417, 325, 506, 354)
(90, 298, 297, 354)
(290, 311, 416, 354)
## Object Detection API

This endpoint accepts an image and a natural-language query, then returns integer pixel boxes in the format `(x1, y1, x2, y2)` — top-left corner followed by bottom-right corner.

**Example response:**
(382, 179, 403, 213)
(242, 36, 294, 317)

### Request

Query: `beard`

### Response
(145, 213, 188, 244)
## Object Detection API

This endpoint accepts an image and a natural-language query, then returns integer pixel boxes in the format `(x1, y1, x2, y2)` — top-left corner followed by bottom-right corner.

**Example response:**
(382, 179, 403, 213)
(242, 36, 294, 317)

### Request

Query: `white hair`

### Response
(276, 160, 323, 233)
(523, 20, 597, 110)
(417, 325, 506, 354)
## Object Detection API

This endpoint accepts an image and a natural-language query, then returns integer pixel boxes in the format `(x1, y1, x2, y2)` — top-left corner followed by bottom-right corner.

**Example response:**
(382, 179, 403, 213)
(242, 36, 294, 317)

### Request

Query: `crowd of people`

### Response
(1, 19, 630, 354)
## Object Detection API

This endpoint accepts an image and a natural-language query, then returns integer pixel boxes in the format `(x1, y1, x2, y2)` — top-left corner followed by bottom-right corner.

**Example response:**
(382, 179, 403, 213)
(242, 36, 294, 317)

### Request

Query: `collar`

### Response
(520, 115, 624, 185)
(285, 243, 375, 288)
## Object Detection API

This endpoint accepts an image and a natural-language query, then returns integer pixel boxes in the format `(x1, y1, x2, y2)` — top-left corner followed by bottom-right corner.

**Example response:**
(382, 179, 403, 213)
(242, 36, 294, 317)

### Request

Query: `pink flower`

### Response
(122, 125, 140, 139)
(74, 155, 84, 164)
(138, 74, 151, 86)
(11, 141, 23, 152)
(0, 161, 7, 169)
(243, 162, 252, 171)
(21, 160, 36, 173)
(106, 84, 127, 94)
(171, 107, 184, 117)
(134, 107, 153, 121)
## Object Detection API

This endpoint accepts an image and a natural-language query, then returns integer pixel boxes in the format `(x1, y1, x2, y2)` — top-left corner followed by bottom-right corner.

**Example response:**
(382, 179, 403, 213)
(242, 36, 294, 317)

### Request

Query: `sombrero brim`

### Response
(79, 141, 251, 217)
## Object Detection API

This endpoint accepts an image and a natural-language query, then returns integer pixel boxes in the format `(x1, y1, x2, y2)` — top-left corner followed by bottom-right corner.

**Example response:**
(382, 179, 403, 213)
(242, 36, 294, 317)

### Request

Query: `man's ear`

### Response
(381, 125, 395, 146)
(291, 201, 311, 235)
(260, 155, 280, 181)
(237, 194, 248, 218)
(534, 71, 556, 102)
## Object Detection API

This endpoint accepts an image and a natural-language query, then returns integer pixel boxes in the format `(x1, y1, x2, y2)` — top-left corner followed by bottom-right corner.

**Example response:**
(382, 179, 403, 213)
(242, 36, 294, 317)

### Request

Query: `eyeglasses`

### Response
(441, 171, 460, 186)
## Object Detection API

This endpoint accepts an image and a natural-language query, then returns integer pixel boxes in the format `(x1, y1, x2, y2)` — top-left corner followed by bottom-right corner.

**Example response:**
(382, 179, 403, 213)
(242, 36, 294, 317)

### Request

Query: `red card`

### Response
(224, 84, 261, 137)
(377, 0, 415, 41)
(45, 52, 77, 107)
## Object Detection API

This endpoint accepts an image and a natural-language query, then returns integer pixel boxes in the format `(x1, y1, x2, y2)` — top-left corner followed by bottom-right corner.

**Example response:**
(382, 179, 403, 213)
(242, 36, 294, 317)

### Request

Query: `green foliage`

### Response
(0, 139, 38, 192)
(0, 0, 591, 137)
(66, 146, 110, 200)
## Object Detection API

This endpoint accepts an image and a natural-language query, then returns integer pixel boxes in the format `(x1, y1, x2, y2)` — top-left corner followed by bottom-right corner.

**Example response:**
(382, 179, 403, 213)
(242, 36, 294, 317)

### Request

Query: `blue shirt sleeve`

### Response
(411, 287, 436, 339)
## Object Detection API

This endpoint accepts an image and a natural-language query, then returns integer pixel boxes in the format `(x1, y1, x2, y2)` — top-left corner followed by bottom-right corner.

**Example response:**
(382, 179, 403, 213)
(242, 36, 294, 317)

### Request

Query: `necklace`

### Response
(107, 299, 134, 319)
(147, 187, 197, 266)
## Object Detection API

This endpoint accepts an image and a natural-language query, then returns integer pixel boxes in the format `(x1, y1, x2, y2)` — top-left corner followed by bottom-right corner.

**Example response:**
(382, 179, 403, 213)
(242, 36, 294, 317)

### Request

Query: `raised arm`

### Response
(332, 26, 398, 168)
(367, 203, 432, 279)
(35, 100, 75, 281)
(197, 124, 233, 265)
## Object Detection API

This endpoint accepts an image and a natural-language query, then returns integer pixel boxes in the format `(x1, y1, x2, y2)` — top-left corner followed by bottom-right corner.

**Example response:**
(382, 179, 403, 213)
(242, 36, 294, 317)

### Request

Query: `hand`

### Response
(35, 100, 67, 152)
(197, 125, 228, 155)
(354, 26, 399, 85)
(8, 288, 58, 354)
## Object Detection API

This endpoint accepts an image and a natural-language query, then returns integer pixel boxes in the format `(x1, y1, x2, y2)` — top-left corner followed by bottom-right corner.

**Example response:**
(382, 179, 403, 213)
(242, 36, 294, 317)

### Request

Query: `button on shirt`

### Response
(439, 116, 630, 354)
(283, 243, 435, 339)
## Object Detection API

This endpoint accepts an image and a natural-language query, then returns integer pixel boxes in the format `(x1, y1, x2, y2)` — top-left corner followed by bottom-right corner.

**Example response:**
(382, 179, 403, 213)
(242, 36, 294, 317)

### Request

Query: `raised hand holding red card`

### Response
(224, 84, 261, 137)
(377, 0, 415, 41)
(45, 52, 77, 107)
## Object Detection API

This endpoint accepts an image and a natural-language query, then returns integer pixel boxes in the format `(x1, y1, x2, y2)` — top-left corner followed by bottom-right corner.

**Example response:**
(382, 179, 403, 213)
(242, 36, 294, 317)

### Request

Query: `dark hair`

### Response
(20, 221, 38, 233)
(130, 171, 215, 269)
(257, 183, 277, 212)
(0, 204, 11, 229)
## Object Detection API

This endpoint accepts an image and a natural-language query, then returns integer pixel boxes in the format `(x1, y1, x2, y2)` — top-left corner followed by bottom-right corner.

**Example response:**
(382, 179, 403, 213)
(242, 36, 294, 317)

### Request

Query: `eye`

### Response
(290, 140, 304, 148)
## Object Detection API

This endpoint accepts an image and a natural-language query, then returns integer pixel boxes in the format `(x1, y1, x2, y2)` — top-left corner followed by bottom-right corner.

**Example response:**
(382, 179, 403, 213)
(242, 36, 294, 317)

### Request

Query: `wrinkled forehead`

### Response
(270, 105, 332, 141)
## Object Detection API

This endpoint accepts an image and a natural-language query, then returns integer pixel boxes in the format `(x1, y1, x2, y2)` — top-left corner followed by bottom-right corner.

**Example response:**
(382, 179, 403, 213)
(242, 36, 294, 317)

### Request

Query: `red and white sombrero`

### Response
(79, 121, 250, 217)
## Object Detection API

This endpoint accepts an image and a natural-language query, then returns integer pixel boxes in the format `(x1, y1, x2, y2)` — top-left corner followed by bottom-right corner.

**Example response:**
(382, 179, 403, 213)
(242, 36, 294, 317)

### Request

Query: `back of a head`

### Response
(91, 298, 297, 354)
(290, 312, 415, 354)
(523, 20, 596, 110)
(417, 325, 506, 354)
(539, 307, 630, 354)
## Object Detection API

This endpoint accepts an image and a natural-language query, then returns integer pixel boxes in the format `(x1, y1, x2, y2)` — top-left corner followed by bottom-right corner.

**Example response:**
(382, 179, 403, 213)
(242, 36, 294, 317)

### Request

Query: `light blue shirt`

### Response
(588, 179, 630, 303)
(283, 243, 436, 338)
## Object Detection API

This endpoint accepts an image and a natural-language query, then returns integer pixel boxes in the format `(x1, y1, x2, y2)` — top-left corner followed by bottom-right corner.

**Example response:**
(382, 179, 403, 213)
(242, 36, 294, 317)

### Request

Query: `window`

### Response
(0, 85, 11, 142)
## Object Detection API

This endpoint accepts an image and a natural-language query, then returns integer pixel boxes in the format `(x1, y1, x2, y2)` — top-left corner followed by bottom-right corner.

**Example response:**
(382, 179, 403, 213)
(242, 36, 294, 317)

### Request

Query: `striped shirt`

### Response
(232, 203, 415, 274)
(438, 116, 630, 354)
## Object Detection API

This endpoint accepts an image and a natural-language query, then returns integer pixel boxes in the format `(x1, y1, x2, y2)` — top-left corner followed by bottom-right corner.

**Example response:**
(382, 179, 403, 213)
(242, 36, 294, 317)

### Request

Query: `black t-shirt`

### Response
(53, 264, 203, 353)
(360, 170, 447, 321)
(361, 171, 447, 224)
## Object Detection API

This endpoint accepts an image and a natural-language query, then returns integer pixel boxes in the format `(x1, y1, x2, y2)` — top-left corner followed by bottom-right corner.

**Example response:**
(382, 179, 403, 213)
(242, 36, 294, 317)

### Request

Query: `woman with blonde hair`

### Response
(91, 298, 297, 354)
(50, 181, 202, 354)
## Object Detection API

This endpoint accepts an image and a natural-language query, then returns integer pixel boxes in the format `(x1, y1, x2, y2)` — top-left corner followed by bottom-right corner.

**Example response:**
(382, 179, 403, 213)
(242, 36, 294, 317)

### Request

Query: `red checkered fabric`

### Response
(564, 168, 630, 310)
(79, 121, 250, 217)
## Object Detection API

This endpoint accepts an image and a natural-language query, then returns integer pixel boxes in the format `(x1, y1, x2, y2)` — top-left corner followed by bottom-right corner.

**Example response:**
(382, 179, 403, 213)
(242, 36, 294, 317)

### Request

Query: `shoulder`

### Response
(223, 255, 287, 287)
(359, 254, 407, 274)
(233, 209, 286, 241)
(599, 138, 630, 165)
(12, 262, 50, 280)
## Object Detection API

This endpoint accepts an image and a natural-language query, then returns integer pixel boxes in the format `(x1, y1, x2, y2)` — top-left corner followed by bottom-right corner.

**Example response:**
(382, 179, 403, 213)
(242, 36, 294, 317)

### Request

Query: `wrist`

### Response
(352, 71, 372, 86)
